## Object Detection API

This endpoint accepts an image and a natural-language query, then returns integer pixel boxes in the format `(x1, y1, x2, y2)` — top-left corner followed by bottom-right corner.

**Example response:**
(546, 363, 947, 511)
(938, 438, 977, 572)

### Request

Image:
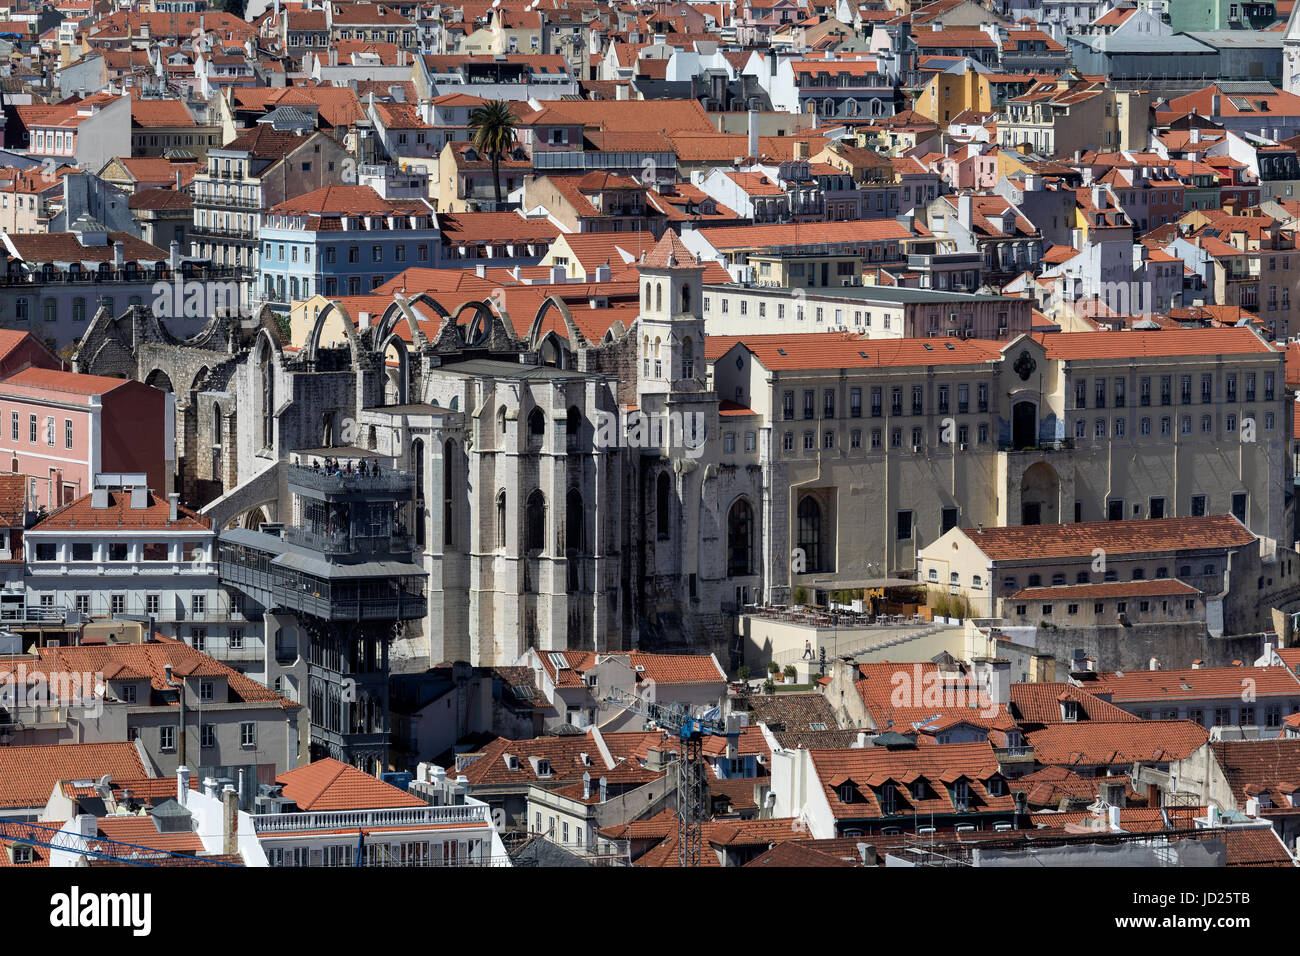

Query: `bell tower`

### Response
(636, 229, 706, 396)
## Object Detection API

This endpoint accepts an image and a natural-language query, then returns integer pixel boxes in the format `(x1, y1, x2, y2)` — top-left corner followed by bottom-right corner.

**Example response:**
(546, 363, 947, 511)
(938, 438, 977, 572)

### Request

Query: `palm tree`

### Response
(468, 100, 517, 207)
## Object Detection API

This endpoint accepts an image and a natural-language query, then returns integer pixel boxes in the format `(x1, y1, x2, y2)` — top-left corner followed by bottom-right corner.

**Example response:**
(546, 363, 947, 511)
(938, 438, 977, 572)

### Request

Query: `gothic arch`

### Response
(379, 332, 410, 405)
(144, 368, 174, 392)
(305, 299, 365, 368)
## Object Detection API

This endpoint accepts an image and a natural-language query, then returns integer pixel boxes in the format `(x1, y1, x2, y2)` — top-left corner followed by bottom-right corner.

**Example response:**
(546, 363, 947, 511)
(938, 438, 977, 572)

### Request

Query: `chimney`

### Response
(129, 483, 148, 509)
(550, 263, 566, 284)
(595, 260, 611, 283)
(113, 241, 125, 268)
(475, 262, 486, 278)
(1207, 805, 1220, 827)
(168, 492, 178, 522)
(615, 83, 629, 101)
(203, 776, 219, 799)
(177, 766, 191, 806)
(1108, 805, 1121, 830)
(357, 311, 371, 330)
(598, 776, 608, 803)
(957, 194, 973, 231)
(1149, 656, 1160, 671)
(1192, 659, 1204, 669)
(1092, 185, 1106, 210)
(854, 731, 867, 748)
(169, 240, 180, 271)
(747, 109, 759, 160)
(1211, 93, 1221, 115)
(75, 814, 97, 838)
(582, 771, 591, 800)
(856, 842, 877, 866)
(1189, 127, 1201, 145)
(222, 785, 238, 855)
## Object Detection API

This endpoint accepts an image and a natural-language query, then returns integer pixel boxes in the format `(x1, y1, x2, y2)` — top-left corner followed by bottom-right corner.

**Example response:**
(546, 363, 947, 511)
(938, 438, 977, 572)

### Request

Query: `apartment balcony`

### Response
(192, 193, 263, 210)
(994, 745, 1036, 764)
(190, 223, 257, 241)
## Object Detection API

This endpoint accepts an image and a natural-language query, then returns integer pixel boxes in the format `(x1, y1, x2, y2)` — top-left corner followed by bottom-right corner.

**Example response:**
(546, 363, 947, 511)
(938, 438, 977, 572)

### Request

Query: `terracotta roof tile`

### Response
(275, 758, 428, 811)
(0, 742, 147, 809)
(961, 515, 1255, 562)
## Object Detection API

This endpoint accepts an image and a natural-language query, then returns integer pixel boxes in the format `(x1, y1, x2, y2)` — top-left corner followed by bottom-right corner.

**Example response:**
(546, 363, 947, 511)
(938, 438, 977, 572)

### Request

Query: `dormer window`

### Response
(504, 754, 520, 771)
(952, 779, 971, 809)
(912, 778, 930, 799)
(12, 845, 33, 864)
(1061, 700, 1079, 722)
(878, 783, 896, 814)
(987, 776, 1005, 796)
(839, 782, 855, 803)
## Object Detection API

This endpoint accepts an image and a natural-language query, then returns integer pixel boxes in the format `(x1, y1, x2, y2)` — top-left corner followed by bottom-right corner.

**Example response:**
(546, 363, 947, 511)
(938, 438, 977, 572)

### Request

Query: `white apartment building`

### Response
(22, 474, 266, 680)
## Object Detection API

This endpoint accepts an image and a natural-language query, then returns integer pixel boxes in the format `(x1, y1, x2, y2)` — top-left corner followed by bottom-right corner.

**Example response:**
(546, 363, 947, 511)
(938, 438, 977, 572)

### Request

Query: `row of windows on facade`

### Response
(152, 721, 258, 751)
(262, 242, 431, 265)
(1072, 411, 1275, 440)
(31, 591, 237, 620)
(31, 541, 209, 561)
(272, 839, 482, 868)
(774, 410, 1278, 453)
(705, 295, 902, 328)
(7, 294, 145, 322)
(938, 560, 1223, 592)
(1073, 372, 1276, 408)
(782, 383, 992, 420)
(1014, 598, 1198, 617)
(780, 423, 992, 453)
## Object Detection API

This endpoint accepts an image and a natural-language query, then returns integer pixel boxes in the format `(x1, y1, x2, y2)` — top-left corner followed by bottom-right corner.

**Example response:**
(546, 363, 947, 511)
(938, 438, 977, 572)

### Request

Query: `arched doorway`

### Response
(1012, 400, 1037, 450)
(727, 498, 754, 576)
(1020, 461, 1061, 526)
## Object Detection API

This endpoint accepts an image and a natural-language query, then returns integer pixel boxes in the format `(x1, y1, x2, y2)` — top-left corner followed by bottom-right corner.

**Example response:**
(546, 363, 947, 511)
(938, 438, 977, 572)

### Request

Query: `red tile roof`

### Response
(1033, 327, 1275, 359)
(1089, 666, 1300, 703)
(808, 741, 1015, 819)
(1024, 720, 1209, 766)
(275, 758, 427, 811)
(1009, 683, 1141, 727)
(0, 742, 147, 809)
(960, 515, 1256, 562)
(30, 489, 209, 531)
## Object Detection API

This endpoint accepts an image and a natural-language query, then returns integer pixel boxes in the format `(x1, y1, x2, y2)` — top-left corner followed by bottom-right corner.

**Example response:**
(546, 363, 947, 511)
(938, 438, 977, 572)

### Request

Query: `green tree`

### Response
(468, 100, 517, 205)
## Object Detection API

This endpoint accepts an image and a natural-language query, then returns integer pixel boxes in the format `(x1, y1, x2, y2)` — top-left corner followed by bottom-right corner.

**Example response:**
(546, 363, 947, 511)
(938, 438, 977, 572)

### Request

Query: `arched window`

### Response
(680, 283, 690, 314)
(655, 282, 663, 313)
(566, 489, 585, 554)
(496, 490, 507, 549)
(525, 490, 546, 552)
(797, 496, 822, 573)
(258, 339, 274, 449)
(412, 438, 426, 547)
(682, 337, 695, 378)
(528, 407, 546, 440)
(443, 439, 455, 548)
(727, 498, 754, 576)
(497, 406, 507, 440)
(656, 473, 671, 538)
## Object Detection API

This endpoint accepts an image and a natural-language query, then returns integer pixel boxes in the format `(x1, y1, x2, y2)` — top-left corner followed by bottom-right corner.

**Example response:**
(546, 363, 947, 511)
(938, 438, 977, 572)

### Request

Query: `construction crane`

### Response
(603, 686, 742, 867)
(0, 819, 240, 867)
